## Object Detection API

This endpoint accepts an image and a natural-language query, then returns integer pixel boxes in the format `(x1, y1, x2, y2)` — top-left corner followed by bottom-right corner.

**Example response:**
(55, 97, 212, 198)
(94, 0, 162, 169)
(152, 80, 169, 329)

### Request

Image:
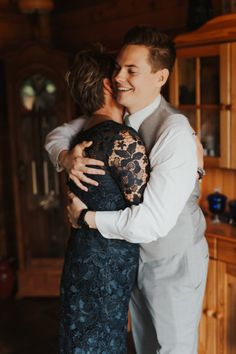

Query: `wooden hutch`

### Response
(170, 14, 236, 354)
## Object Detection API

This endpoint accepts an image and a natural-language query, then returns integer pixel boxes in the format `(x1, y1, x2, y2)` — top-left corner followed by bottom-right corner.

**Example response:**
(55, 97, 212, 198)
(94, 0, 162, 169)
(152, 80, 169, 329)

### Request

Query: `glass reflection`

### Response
(200, 56, 220, 104)
(21, 74, 57, 111)
(201, 108, 220, 156)
(179, 58, 196, 104)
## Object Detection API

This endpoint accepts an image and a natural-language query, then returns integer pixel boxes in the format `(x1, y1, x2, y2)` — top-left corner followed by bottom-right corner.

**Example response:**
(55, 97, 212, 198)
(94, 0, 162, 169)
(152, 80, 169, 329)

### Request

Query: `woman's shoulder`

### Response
(90, 120, 142, 141)
(104, 121, 142, 141)
(70, 120, 142, 150)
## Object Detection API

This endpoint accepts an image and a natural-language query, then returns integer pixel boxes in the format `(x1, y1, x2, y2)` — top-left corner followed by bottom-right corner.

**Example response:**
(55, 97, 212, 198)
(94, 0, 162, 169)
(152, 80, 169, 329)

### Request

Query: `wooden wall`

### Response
(52, 0, 222, 52)
(52, 0, 189, 52)
(0, 0, 231, 259)
(201, 168, 236, 213)
(0, 1, 31, 53)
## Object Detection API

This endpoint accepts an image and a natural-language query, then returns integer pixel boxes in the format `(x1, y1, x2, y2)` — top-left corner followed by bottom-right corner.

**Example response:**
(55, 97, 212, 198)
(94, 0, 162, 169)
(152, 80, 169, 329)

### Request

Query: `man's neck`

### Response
(126, 95, 162, 131)
(128, 92, 161, 115)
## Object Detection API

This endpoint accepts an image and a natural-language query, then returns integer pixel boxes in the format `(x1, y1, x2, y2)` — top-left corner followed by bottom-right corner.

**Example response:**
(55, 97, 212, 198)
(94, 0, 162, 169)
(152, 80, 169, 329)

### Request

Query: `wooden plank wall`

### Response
(52, 0, 222, 52)
(201, 167, 236, 213)
(52, 0, 189, 51)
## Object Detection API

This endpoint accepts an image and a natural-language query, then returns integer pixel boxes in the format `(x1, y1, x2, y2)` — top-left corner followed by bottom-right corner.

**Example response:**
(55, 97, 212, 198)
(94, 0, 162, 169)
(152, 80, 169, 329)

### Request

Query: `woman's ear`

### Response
(103, 78, 113, 94)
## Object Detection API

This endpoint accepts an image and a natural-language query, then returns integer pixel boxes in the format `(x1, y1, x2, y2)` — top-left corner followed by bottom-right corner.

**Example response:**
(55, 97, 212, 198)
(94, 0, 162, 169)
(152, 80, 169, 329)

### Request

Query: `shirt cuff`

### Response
(49, 145, 70, 172)
(95, 211, 124, 240)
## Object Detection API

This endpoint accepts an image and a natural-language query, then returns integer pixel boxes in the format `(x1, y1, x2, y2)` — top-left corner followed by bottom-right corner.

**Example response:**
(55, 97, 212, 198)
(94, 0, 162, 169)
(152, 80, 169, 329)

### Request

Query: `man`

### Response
(45, 26, 208, 354)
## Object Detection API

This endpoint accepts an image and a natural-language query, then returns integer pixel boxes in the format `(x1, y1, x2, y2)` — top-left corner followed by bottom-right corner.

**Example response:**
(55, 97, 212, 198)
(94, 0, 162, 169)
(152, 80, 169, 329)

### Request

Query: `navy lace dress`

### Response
(60, 120, 149, 354)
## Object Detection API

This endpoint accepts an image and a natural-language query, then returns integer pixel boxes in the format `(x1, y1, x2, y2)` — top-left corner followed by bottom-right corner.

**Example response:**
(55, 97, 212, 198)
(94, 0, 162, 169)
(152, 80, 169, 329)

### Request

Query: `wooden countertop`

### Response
(205, 218, 236, 263)
(206, 218, 236, 242)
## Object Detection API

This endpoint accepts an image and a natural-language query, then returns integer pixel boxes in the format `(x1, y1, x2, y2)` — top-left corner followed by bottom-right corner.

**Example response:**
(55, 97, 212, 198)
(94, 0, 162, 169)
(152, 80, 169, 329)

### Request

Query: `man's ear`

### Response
(157, 68, 169, 88)
(103, 78, 113, 94)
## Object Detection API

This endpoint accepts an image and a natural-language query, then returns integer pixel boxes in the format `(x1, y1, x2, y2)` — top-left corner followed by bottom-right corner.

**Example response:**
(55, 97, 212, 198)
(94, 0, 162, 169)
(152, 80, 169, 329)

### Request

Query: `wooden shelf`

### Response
(206, 218, 236, 241)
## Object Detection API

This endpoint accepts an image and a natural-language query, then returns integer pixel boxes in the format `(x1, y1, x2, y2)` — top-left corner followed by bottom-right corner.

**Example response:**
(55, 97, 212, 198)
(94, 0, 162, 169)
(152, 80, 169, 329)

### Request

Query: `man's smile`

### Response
(116, 86, 133, 92)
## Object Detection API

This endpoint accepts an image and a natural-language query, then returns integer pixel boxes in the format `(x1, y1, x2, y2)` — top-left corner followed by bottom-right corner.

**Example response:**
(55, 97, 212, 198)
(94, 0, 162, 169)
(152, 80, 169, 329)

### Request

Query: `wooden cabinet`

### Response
(4, 43, 73, 297)
(199, 223, 236, 354)
(217, 261, 236, 354)
(199, 258, 218, 354)
(170, 14, 236, 169)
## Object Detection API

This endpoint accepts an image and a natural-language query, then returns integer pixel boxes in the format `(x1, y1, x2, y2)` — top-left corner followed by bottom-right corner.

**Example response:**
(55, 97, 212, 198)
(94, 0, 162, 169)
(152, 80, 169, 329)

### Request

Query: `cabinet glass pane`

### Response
(21, 75, 56, 111)
(180, 108, 197, 131)
(178, 58, 196, 104)
(200, 56, 220, 104)
(201, 108, 220, 157)
(19, 75, 68, 259)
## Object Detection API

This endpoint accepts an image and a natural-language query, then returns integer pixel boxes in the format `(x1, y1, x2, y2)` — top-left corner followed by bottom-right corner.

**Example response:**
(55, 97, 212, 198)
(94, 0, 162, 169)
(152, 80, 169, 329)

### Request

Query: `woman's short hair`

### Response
(66, 46, 115, 116)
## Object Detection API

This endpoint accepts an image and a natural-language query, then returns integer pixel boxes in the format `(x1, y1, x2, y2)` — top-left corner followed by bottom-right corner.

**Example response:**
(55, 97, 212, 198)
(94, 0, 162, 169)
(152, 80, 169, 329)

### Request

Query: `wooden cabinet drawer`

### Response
(218, 240, 236, 265)
(18, 270, 61, 297)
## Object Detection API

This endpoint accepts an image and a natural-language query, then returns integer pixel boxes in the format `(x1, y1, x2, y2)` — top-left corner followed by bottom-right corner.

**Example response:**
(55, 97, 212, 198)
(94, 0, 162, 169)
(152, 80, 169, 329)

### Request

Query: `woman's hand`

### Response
(59, 141, 105, 191)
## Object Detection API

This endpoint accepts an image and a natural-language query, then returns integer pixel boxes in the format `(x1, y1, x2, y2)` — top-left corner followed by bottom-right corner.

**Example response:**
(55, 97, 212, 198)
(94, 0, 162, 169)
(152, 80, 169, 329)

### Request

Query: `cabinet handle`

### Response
(203, 308, 216, 317)
(214, 311, 224, 320)
(220, 103, 231, 110)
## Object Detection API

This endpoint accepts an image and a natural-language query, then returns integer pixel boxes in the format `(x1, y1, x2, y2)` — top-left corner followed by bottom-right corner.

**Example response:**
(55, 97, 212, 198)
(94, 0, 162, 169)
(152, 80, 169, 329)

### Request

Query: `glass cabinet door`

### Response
(172, 45, 225, 167)
(5, 44, 73, 296)
(19, 74, 68, 260)
(200, 56, 220, 158)
(178, 57, 197, 131)
(179, 58, 196, 105)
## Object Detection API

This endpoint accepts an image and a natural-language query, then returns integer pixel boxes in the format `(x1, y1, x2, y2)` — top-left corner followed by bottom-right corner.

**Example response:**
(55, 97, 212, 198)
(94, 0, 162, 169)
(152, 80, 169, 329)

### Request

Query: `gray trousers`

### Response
(130, 237, 209, 354)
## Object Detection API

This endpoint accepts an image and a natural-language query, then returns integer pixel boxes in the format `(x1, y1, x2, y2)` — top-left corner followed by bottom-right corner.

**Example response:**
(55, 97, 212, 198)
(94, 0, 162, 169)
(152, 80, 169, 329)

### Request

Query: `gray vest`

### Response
(138, 96, 206, 262)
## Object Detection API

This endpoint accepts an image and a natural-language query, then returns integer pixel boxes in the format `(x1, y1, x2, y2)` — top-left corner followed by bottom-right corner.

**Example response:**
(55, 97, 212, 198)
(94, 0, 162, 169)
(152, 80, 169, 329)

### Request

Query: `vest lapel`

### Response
(138, 96, 177, 154)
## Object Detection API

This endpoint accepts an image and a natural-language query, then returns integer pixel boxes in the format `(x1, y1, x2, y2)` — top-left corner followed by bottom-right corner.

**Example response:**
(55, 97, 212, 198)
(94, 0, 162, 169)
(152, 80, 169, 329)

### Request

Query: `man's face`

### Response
(113, 44, 163, 114)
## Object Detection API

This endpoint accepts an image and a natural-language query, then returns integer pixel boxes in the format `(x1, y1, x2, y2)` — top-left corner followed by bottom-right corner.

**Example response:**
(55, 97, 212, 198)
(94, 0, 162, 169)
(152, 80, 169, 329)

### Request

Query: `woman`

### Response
(60, 47, 149, 354)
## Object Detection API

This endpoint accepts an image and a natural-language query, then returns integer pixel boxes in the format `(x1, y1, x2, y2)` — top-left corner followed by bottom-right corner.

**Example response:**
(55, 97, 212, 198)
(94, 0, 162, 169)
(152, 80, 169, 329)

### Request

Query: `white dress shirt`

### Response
(44, 96, 197, 243)
(45, 117, 86, 171)
(95, 95, 197, 243)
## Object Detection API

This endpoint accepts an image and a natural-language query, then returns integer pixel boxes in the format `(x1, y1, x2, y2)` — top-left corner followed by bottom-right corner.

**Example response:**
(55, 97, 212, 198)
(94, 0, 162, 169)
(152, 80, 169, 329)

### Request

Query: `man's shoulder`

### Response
(166, 113, 191, 130)
(156, 96, 192, 130)
(66, 115, 86, 126)
(160, 106, 192, 133)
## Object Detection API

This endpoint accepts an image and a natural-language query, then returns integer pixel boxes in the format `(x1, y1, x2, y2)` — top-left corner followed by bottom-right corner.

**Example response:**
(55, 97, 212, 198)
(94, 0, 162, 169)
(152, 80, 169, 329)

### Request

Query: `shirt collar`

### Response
(127, 95, 161, 131)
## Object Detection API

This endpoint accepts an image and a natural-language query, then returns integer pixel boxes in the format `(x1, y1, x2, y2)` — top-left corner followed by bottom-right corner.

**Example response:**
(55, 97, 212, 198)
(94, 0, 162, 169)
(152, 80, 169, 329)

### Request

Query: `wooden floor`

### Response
(0, 298, 136, 354)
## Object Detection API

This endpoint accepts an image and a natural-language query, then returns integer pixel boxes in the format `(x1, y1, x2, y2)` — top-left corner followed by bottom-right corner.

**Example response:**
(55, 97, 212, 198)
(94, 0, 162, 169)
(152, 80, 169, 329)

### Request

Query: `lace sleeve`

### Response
(108, 128, 150, 205)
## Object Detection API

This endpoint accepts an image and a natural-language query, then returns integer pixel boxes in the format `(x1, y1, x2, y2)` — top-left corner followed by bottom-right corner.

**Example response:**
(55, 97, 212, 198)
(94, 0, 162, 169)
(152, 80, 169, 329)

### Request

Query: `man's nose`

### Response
(114, 69, 125, 83)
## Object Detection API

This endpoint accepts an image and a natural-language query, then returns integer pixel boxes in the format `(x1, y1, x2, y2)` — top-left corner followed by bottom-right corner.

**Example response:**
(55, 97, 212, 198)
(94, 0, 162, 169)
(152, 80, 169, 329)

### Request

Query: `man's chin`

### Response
(116, 95, 130, 107)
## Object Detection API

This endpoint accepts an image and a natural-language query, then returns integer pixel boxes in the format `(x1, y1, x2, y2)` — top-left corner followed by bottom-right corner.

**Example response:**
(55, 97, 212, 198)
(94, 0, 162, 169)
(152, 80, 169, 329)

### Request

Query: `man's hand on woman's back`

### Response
(59, 141, 105, 191)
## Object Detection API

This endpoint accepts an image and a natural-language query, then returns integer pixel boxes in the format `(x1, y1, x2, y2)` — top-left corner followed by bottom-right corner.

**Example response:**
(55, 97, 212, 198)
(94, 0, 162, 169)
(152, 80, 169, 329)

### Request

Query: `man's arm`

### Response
(93, 122, 198, 243)
(45, 117, 85, 171)
(68, 128, 204, 230)
(45, 116, 105, 191)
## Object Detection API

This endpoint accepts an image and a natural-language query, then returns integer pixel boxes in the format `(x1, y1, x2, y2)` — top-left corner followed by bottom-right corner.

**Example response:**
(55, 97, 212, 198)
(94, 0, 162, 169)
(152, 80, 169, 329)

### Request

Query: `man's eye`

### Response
(129, 70, 138, 75)
(114, 65, 120, 73)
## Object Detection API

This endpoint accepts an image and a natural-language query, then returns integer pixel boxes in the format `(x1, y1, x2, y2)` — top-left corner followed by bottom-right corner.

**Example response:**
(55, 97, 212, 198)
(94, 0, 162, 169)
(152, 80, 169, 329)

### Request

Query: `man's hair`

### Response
(66, 46, 115, 116)
(123, 25, 176, 73)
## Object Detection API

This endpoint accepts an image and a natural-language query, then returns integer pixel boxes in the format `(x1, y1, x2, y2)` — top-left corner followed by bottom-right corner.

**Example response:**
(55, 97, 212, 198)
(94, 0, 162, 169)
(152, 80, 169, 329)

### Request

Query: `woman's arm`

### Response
(108, 128, 150, 205)
(67, 128, 150, 229)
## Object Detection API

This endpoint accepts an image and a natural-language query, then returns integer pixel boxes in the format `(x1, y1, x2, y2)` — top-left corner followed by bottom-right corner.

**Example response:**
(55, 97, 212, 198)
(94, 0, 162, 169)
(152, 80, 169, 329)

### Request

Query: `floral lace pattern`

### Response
(109, 130, 149, 204)
(60, 120, 149, 354)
